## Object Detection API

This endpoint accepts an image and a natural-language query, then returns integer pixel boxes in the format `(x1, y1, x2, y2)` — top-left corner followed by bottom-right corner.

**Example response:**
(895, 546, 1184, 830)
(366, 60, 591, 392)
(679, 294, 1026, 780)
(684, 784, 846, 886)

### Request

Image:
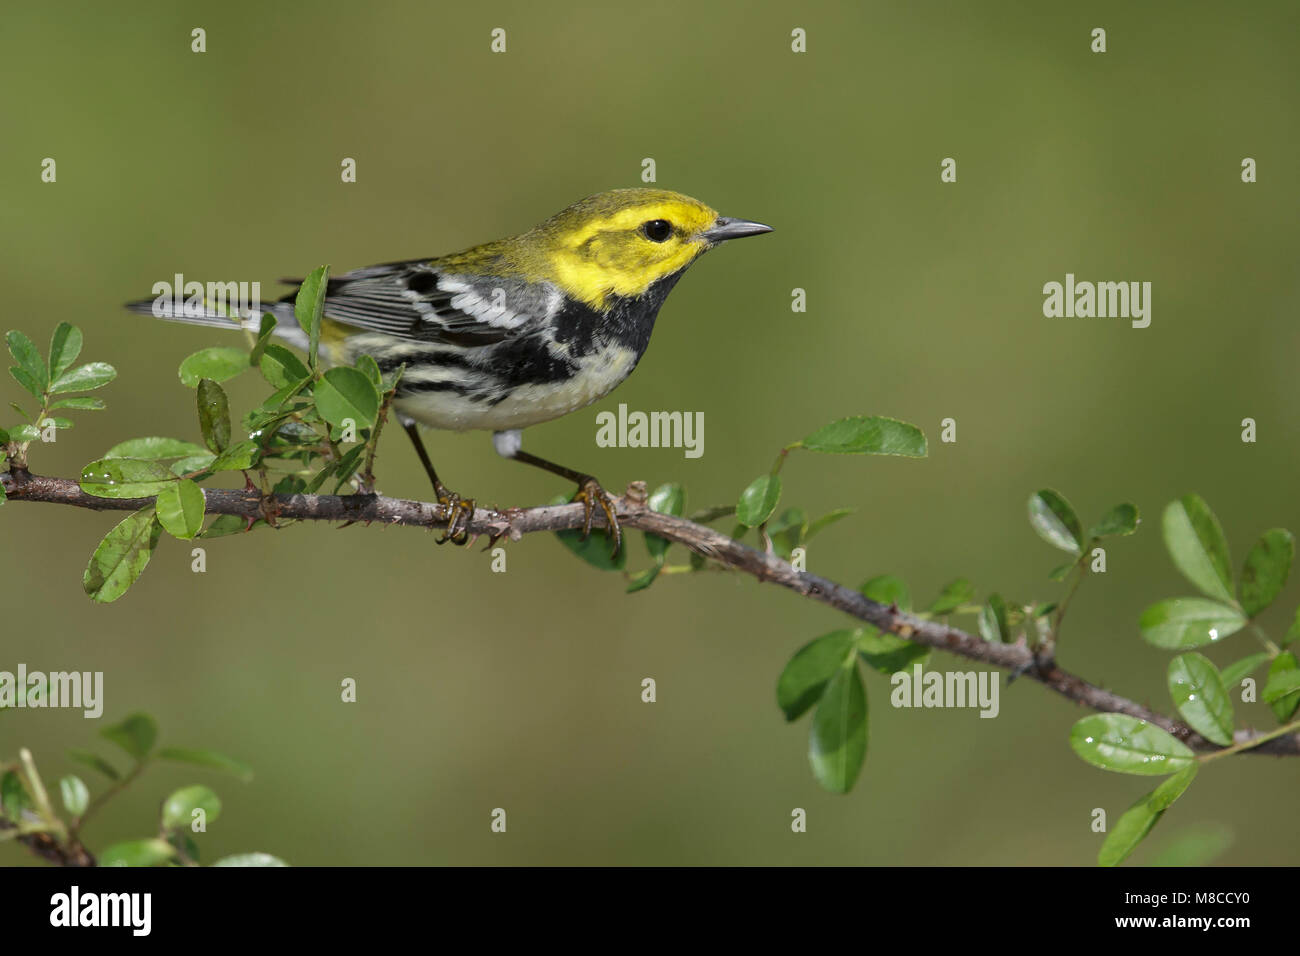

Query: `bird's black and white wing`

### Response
(281, 261, 561, 348)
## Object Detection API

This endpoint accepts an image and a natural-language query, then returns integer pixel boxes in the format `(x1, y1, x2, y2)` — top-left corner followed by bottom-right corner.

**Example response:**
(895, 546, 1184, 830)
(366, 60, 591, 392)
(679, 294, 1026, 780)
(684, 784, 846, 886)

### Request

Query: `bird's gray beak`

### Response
(701, 217, 773, 244)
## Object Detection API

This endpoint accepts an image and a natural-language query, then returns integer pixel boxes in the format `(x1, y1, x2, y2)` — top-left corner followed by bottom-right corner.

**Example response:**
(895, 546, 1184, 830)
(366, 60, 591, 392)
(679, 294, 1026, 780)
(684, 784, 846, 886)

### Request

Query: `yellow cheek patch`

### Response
(547, 200, 717, 307)
(550, 243, 702, 308)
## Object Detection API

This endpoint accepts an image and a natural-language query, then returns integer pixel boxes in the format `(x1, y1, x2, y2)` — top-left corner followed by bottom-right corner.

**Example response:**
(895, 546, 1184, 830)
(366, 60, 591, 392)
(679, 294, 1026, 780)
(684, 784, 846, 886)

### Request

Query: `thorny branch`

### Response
(4, 467, 1297, 762)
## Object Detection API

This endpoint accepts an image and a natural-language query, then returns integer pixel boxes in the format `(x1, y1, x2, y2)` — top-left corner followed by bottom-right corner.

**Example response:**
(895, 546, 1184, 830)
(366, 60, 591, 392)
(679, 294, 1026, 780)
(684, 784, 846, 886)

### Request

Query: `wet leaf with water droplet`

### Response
(1167, 653, 1234, 746)
(1070, 714, 1196, 775)
(1139, 598, 1246, 650)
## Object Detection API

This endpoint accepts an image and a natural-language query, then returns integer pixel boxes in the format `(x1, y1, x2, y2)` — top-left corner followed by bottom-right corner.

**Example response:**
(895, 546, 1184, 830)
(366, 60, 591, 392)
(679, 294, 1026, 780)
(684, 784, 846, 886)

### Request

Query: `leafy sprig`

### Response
(0, 710, 282, 867)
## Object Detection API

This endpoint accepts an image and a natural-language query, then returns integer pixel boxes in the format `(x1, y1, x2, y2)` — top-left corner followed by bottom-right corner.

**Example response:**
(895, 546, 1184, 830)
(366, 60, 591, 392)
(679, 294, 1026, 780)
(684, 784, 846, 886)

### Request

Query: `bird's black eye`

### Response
(640, 219, 672, 242)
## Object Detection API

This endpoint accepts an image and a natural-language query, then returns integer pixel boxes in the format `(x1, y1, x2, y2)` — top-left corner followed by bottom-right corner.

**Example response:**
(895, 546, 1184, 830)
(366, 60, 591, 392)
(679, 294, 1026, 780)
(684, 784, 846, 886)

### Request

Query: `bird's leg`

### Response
(502, 439, 622, 557)
(403, 420, 473, 545)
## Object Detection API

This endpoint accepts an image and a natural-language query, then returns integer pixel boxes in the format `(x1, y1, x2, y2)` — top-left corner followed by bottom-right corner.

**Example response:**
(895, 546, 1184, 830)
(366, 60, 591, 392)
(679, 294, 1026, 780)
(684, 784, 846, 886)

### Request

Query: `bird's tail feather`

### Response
(123, 298, 260, 328)
(123, 298, 304, 345)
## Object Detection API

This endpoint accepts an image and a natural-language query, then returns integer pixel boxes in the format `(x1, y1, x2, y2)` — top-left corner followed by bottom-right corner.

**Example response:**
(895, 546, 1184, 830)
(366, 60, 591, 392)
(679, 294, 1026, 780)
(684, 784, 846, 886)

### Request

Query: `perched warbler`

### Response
(127, 188, 771, 553)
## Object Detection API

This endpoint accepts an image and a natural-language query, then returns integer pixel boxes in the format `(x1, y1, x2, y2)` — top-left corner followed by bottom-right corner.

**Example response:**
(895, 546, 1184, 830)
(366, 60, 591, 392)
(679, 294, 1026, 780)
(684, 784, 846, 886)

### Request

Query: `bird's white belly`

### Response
(394, 343, 641, 432)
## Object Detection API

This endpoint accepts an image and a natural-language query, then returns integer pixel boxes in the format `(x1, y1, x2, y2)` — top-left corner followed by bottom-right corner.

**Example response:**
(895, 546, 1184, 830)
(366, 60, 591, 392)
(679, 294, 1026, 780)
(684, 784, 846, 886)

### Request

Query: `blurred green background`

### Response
(3, 0, 1298, 865)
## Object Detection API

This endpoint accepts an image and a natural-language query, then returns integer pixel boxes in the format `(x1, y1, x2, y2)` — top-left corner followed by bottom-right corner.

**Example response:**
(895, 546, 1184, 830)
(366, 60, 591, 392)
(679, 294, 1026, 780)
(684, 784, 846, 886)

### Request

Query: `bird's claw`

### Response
(575, 476, 622, 558)
(435, 484, 475, 545)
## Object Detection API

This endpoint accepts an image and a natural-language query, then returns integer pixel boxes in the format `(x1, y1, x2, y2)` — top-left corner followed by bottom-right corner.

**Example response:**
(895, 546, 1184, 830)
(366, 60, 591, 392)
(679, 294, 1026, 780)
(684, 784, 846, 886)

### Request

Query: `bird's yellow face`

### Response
(503, 189, 770, 310)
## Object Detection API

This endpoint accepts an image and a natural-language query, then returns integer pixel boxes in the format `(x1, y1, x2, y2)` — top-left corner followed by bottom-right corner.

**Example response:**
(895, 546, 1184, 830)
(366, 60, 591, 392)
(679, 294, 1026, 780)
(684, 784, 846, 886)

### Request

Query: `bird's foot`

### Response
(574, 476, 622, 558)
(434, 483, 475, 545)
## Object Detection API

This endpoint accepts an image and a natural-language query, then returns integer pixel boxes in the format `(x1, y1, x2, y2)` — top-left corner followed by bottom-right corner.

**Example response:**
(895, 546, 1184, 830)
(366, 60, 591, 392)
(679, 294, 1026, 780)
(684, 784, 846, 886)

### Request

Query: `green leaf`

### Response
(647, 483, 685, 515)
(48, 323, 83, 381)
(179, 346, 249, 387)
(6, 424, 40, 442)
(929, 578, 974, 615)
(1139, 598, 1246, 650)
(104, 437, 210, 460)
(83, 509, 163, 602)
(796, 416, 926, 457)
(644, 482, 684, 562)
(856, 630, 929, 675)
(1219, 652, 1271, 688)
(50, 362, 116, 393)
(6, 330, 47, 395)
(777, 630, 855, 721)
(1069, 714, 1196, 775)
(1090, 503, 1140, 539)
(259, 345, 311, 389)
(167, 830, 201, 864)
(99, 838, 177, 868)
(200, 514, 248, 539)
(978, 593, 1009, 643)
(250, 313, 277, 365)
(212, 852, 289, 867)
(357, 353, 382, 386)
(1028, 489, 1084, 554)
(80, 458, 178, 497)
(861, 574, 911, 610)
(1, 771, 27, 823)
(551, 496, 625, 571)
(58, 775, 89, 817)
(1162, 495, 1235, 604)
(48, 396, 104, 411)
(172, 453, 217, 476)
(809, 660, 868, 793)
(66, 749, 120, 781)
(736, 474, 781, 528)
(207, 439, 259, 472)
(767, 508, 807, 557)
(161, 784, 221, 831)
(8, 366, 42, 399)
(155, 479, 205, 539)
(1262, 668, 1300, 704)
(625, 566, 660, 593)
(314, 366, 380, 430)
(1166, 653, 1234, 746)
(804, 508, 854, 542)
(1147, 763, 1200, 812)
(1240, 529, 1294, 618)
(1098, 765, 1198, 867)
(1263, 652, 1300, 721)
(1096, 791, 1167, 868)
(294, 264, 329, 372)
(196, 378, 231, 452)
(100, 712, 158, 761)
(1146, 823, 1234, 867)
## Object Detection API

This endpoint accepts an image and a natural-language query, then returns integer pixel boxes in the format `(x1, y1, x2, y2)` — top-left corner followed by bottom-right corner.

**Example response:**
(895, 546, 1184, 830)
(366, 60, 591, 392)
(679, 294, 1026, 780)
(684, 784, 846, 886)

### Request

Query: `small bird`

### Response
(128, 188, 771, 553)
